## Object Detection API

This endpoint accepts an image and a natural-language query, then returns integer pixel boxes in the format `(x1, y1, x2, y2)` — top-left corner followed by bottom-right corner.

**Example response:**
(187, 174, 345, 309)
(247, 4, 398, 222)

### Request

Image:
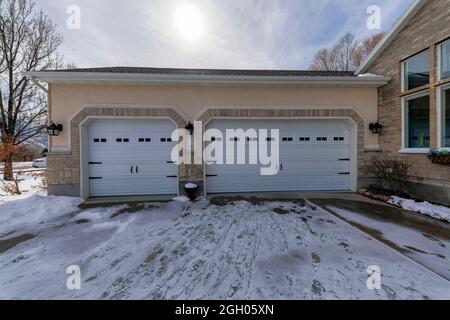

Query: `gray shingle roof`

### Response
(40, 67, 356, 77)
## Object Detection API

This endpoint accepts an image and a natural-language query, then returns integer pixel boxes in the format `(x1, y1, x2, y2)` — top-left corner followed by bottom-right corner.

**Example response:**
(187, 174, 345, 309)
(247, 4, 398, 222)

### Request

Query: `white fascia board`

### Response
(24, 71, 390, 87)
(355, 0, 427, 75)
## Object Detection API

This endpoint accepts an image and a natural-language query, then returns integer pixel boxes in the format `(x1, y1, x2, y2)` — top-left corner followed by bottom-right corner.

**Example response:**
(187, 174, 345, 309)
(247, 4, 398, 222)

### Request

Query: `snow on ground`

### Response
(0, 195, 83, 235)
(0, 162, 34, 172)
(389, 196, 450, 223)
(1, 196, 450, 300)
(0, 170, 46, 203)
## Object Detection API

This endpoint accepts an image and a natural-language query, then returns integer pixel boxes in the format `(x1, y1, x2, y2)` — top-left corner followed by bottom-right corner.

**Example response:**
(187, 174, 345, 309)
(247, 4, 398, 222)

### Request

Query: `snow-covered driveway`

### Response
(0, 195, 449, 300)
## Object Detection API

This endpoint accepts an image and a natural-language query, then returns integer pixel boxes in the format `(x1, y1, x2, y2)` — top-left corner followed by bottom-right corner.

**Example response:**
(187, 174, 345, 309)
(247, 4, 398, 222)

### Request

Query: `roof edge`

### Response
(355, 0, 427, 75)
(25, 71, 390, 86)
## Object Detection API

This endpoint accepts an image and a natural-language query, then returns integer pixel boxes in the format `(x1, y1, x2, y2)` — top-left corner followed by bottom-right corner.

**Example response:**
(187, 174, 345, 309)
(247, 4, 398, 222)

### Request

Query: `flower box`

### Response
(428, 155, 450, 164)
(428, 150, 450, 164)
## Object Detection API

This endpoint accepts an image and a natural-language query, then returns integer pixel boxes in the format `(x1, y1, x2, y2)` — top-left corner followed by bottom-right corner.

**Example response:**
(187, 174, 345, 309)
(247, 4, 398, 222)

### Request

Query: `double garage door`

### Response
(205, 119, 352, 194)
(87, 118, 352, 197)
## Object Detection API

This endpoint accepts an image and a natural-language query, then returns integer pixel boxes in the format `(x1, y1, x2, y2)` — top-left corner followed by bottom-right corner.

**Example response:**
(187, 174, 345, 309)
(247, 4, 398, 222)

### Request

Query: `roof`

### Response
(356, 0, 427, 74)
(37, 67, 356, 77)
(25, 67, 389, 86)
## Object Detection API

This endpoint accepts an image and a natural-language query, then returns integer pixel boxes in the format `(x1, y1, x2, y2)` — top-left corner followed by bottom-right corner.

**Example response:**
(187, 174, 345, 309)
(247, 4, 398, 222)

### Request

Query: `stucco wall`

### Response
(48, 83, 379, 151)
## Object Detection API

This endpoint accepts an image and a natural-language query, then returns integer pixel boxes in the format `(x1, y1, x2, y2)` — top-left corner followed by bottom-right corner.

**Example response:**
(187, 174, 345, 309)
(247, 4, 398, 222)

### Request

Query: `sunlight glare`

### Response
(174, 2, 205, 42)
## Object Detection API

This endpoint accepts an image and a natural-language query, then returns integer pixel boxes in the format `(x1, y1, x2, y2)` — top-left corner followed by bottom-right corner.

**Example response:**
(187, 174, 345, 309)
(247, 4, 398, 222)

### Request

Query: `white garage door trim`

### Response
(79, 116, 180, 199)
(203, 117, 358, 194)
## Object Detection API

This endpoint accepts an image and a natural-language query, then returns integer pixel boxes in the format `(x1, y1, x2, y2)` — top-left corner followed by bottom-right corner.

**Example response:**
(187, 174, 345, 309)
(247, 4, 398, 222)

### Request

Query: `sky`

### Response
(37, 0, 416, 70)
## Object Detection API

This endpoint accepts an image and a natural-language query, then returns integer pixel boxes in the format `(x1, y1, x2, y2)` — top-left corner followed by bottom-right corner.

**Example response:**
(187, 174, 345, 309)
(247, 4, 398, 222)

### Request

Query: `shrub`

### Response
(365, 157, 410, 194)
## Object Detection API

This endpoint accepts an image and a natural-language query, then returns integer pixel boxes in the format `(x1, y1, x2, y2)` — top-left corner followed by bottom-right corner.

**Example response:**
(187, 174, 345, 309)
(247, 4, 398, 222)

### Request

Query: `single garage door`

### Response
(88, 119, 178, 197)
(205, 119, 352, 194)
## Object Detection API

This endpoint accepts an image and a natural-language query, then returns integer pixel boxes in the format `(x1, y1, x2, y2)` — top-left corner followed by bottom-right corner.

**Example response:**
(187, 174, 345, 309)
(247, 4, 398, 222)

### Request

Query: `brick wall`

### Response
(367, 0, 450, 189)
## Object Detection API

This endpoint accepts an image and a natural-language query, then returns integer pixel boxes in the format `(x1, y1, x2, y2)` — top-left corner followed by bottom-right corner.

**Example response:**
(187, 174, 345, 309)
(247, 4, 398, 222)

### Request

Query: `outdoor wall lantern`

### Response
(185, 122, 194, 135)
(47, 122, 63, 136)
(369, 122, 384, 134)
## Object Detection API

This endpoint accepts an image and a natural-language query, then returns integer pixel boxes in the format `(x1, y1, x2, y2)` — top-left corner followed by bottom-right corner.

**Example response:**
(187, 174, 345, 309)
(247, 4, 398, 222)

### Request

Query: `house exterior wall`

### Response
(366, 0, 450, 204)
(46, 83, 380, 197)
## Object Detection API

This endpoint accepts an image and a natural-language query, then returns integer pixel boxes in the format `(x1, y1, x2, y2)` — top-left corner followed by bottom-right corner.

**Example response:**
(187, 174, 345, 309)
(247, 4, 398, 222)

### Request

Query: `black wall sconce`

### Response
(47, 122, 63, 136)
(185, 122, 194, 135)
(369, 122, 384, 134)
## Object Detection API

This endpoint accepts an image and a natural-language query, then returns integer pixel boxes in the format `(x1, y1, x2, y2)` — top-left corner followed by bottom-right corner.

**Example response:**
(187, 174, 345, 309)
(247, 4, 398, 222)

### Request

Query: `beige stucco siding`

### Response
(49, 83, 379, 150)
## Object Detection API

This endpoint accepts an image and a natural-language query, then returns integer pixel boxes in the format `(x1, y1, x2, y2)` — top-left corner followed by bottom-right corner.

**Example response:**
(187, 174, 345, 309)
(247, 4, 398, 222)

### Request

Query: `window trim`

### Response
(400, 90, 431, 153)
(437, 83, 450, 150)
(401, 49, 430, 92)
(438, 38, 450, 82)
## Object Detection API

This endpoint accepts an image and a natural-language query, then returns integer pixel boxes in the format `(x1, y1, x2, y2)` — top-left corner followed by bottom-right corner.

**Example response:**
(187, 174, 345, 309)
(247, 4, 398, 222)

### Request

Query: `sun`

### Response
(174, 2, 205, 42)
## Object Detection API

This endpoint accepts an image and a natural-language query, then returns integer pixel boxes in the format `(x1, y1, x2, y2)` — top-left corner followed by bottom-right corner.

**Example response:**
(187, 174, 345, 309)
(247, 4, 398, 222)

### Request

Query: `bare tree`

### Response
(309, 32, 384, 71)
(0, 0, 62, 180)
(353, 32, 384, 68)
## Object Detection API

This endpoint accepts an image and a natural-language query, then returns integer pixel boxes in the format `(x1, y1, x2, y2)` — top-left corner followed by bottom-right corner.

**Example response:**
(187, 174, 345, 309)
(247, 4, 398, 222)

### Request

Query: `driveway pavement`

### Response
(1, 194, 449, 299)
(307, 193, 450, 281)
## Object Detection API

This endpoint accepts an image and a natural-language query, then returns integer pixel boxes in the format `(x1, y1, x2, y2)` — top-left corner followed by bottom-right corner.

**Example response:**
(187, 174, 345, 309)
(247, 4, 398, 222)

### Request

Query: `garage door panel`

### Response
(89, 164, 135, 178)
(206, 119, 352, 193)
(134, 179, 177, 194)
(135, 163, 177, 176)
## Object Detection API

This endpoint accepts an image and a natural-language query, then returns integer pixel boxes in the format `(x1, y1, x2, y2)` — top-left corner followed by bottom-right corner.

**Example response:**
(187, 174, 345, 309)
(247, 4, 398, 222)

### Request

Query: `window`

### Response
(402, 50, 429, 91)
(403, 93, 430, 149)
(440, 39, 450, 80)
(440, 86, 450, 148)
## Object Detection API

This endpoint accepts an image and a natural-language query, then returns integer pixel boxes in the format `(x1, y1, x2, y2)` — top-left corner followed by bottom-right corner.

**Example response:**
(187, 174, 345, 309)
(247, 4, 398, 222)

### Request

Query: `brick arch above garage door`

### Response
(46, 106, 187, 192)
(196, 108, 367, 175)
(69, 106, 187, 154)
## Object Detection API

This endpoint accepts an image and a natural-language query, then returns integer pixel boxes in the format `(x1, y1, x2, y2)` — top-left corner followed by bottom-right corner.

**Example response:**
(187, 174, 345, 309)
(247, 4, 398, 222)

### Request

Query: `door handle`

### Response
(136, 166, 139, 174)
(131, 166, 134, 174)
(280, 164, 283, 171)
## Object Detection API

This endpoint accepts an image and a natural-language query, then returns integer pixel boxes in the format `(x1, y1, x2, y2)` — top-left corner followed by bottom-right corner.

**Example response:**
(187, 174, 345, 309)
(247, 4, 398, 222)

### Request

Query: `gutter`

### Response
(24, 71, 390, 87)
(28, 75, 49, 94)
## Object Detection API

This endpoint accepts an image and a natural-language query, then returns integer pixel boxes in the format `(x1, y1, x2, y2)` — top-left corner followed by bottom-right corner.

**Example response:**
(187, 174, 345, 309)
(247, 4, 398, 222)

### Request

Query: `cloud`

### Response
(36, 0, 415, 70)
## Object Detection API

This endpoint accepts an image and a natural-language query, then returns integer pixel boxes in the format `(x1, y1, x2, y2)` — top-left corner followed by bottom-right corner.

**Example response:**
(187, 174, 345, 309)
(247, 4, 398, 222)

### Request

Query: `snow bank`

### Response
(389, 196, 450, 223)
(173, 196, 190, 203)
(0, 194, 83, 232)
(0, 170, 46, 201)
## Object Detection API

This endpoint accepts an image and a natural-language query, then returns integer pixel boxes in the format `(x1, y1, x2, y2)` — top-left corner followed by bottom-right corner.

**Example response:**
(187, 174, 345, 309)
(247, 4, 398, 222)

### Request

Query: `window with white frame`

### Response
(440, 85, 450, 148)
(403, 93, 430, 149)
(402, 50, 430, 91)
(440, 39, 450, 81)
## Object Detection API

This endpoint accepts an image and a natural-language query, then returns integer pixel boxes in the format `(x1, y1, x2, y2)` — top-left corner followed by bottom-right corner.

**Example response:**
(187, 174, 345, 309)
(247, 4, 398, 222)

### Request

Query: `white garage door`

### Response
(205, 119, 352, 194)
(88, 119, 178, 197)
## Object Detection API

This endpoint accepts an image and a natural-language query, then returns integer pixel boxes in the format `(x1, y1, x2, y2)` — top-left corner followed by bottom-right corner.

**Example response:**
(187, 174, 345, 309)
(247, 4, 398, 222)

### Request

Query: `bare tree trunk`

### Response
(3, 156, 13, 181)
